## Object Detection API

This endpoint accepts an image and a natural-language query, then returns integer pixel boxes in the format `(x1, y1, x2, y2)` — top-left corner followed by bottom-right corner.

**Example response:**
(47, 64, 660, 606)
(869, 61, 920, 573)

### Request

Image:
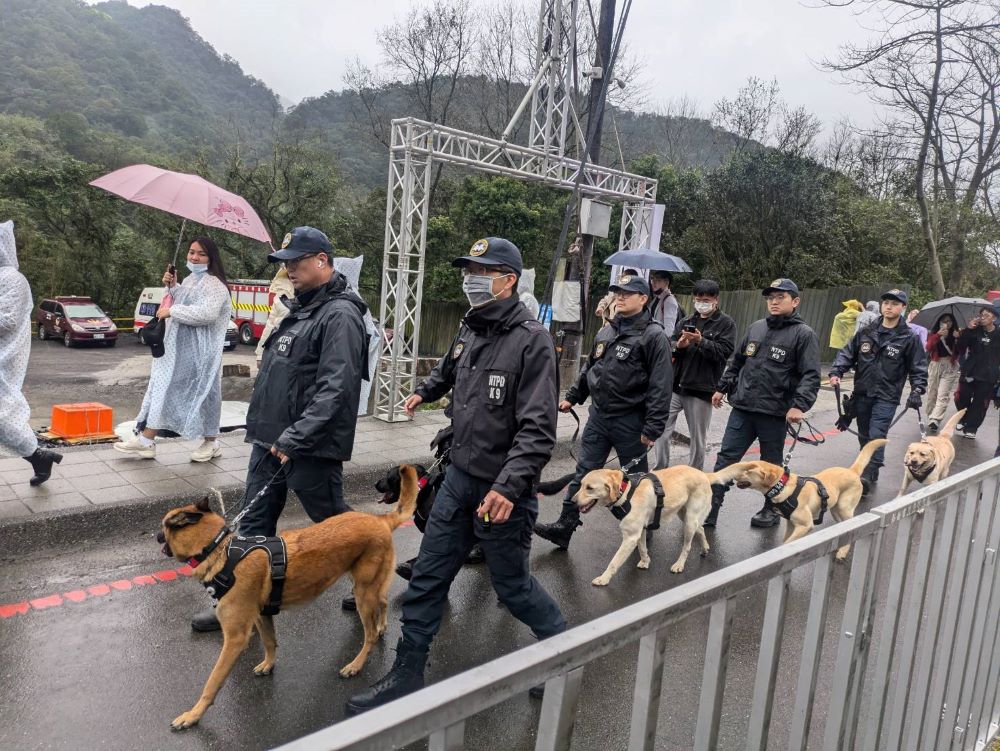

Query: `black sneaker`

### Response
(750, 505, 780, 528)
(342, 595, 357, 611)
(927, 421, 939, 434)
(395, 557, 416, 580)
(465, 543, 485, 564)
(25, 448, 63, 487)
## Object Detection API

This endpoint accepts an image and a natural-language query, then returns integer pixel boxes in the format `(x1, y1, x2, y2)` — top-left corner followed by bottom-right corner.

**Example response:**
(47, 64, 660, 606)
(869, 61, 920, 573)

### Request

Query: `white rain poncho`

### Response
(334, 256, 379, 415)
(0, 221, 37, 457)
(136, 271, 232, 438)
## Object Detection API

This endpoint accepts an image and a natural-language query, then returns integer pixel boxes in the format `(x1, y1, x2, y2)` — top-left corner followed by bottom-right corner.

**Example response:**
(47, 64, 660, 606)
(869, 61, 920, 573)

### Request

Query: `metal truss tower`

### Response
(373, 0, 657, 422)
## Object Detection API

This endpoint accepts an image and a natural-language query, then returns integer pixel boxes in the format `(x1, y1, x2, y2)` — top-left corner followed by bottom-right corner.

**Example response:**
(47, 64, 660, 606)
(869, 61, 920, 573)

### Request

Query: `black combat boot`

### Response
(395, 556, 417, 580)
(345, 639, 428, 715)
(750, 502, 781, 528)
(533, 510, 582, 549)
(861, 465, 879, 497)
(465, 542, 485, 564)
(24, 448, 63, 487)
(702, 500, 723, 528)
(191, 606, 221, 632)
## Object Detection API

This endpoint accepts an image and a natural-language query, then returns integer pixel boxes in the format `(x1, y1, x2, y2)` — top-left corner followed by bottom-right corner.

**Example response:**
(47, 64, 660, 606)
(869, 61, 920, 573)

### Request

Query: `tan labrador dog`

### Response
(709, 439, 887, 560)
(898, 409, 966, 497)
(156, 466, 418, 730)
(572, 465, 711, 586)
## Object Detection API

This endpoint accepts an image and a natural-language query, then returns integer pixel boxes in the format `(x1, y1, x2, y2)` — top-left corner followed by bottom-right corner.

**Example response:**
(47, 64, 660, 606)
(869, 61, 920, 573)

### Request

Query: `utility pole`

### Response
(558, 0, 616, 387)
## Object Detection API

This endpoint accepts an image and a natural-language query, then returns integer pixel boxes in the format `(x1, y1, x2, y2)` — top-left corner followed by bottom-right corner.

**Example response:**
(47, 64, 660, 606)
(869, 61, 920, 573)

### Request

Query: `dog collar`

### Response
(908, 463, 935, 483)
(764, 468, 788, 501)
(765, 471, 790, 500)
(187, 526, 230, 569)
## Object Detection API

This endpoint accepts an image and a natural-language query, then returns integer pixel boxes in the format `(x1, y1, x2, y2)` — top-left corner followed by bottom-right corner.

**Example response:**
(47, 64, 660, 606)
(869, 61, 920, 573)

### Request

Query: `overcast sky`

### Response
(91, 0, 883, 130)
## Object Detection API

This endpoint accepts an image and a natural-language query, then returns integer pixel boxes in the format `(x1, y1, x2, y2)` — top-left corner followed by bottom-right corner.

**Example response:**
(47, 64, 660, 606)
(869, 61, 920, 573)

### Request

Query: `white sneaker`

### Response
(190, 440, 223, 463)
(113, 436, 156, 459)
(963, 430, 977, 439)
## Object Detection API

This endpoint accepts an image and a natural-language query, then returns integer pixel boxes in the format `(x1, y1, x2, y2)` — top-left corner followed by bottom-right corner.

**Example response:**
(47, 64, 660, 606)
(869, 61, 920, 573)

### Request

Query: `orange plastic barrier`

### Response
(50, 403, 114, 439)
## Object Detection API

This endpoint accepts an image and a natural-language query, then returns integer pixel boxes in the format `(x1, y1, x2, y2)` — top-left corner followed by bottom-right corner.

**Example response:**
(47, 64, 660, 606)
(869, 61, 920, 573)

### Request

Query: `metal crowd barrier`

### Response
(276, 458, 1000, 751)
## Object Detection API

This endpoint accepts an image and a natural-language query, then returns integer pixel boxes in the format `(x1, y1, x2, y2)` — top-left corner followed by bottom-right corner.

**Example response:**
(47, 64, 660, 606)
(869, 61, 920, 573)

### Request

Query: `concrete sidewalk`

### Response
(0, 410, 584, 522)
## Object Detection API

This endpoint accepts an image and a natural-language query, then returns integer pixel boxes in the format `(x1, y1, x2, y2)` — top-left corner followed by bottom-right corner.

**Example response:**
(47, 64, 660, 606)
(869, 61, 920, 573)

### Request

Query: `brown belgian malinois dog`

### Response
(157, 465, 419, 730)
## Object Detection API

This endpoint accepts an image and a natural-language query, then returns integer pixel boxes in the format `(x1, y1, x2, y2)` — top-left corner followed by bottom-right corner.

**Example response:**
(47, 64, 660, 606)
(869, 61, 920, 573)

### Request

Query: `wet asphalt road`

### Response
(1, 406, 997, 751)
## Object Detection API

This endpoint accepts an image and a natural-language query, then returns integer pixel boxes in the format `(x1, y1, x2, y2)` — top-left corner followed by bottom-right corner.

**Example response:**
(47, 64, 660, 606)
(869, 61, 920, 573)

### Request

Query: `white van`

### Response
(133, 287, 238, 350)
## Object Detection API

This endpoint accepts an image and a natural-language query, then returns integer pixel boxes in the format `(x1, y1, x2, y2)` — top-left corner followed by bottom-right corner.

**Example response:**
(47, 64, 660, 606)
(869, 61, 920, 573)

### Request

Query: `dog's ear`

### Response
(166, 511, 203, 529)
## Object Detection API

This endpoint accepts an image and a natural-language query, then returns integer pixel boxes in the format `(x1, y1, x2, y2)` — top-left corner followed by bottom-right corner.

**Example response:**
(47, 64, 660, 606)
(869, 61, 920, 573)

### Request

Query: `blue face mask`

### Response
(187, 261, 208, 274)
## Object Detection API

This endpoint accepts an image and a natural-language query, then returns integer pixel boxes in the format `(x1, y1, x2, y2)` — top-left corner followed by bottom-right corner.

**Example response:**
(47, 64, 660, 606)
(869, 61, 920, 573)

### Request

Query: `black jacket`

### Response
(565, 308, 673, 441)
(246, 272, 368, 460)
(830, 318, 928, 404)
(671, 309, 737, 399)
(718, 313, 821, 417)
(415, 296, 557, 501)
(958, 325, 1000, 383)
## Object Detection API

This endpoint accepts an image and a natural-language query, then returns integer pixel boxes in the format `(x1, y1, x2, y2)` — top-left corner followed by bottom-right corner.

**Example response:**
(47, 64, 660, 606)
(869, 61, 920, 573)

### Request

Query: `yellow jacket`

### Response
(830, 300, 863, 349)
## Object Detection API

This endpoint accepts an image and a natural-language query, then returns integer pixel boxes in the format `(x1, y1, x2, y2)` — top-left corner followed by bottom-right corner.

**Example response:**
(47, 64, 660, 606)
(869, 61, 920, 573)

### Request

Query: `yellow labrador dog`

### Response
(709, 439, 887, 560)
(572, 465, 711, 586)
(898, 409, 966, 497)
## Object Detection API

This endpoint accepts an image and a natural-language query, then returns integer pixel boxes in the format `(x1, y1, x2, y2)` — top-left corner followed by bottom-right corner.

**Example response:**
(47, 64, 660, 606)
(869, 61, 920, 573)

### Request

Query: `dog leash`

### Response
(230, 460, 291, 530)
(833, 383, 860, 436)
(781, 418, 826, 471)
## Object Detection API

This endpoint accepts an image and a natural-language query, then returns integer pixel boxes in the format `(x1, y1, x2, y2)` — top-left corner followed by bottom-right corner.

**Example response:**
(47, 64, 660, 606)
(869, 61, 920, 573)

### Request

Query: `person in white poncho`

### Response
(0, 220, 63, 485)
(114, 236, 233, 463)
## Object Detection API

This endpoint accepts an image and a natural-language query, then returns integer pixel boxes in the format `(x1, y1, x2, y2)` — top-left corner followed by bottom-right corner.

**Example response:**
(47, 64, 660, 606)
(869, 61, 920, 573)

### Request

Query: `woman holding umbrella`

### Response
(924, 313, 961, 433)
(114, 237, 233, 461)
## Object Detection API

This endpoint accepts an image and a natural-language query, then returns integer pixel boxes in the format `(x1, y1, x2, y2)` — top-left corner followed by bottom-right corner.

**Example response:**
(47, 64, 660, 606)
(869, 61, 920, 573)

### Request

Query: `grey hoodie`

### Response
(0, 220, 39, 456)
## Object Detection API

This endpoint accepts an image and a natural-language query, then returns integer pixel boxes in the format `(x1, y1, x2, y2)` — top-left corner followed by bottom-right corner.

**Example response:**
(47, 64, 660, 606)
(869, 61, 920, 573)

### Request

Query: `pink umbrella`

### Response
(90, 164, 272, 264)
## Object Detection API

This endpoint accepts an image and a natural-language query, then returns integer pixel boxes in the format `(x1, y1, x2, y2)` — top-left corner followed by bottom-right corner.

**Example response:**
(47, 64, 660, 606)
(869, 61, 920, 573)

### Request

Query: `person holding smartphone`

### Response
(653, 279, 736, 472)
(955, 304, 1000, 439)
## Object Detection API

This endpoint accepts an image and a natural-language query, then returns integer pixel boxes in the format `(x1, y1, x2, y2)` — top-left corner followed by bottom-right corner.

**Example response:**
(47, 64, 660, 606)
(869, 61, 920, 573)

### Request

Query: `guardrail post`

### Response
(535, 667, 584, 751)
(693, 597, 735, 751)
(429, 720, 465, 751)
(905, 495, 961, 748)
(745, 572, 791, 751)
(628, 628, 669, 751)
(858, 512, 916, 750)
(788, 552, 836, 751)
(824, 531, 882, 751)
(971, 477, 1000, 747)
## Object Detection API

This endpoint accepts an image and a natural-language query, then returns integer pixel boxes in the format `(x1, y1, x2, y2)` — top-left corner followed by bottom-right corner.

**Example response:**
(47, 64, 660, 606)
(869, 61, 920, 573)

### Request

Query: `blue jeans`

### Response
(401, 465, 566, 651)
(560, 406, 648, 518)
(855, 396, 897, 479)
(711, 408, 787, 505)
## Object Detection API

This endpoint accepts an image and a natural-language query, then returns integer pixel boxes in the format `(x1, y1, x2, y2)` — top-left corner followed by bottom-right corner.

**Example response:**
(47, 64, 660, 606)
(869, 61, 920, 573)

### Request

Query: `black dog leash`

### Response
(781, 418, 826, 470)
(833, 383, 859, 436)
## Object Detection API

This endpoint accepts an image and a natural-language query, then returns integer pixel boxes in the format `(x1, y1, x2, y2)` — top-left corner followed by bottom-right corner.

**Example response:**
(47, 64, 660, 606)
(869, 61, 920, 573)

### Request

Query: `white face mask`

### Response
(694, 300, 715, 315)
(187, 261, 209, 274)
(463, 274, 500, 308)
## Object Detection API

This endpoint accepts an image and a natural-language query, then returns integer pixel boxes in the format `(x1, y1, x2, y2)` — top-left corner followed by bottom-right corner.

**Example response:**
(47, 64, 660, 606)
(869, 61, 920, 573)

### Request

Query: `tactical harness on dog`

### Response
(609, 473, 666, 530)
(907, 462, 936, 483)
(190, 534, 289, 615)
(764, 470, 830, 523)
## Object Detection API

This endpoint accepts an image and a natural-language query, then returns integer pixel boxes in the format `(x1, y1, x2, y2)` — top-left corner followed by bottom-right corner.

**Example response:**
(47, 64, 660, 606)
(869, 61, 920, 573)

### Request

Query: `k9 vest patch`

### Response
(885, 345, 900, 359)
(615, 344, 632, 360)
(274, 333, 296, 357)
(768, 345, 788, 363)
(487, 372, 507, 404)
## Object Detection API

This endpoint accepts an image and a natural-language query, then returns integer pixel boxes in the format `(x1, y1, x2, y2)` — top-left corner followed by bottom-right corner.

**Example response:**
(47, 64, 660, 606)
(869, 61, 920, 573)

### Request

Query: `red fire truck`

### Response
(229, 279, 273, 345)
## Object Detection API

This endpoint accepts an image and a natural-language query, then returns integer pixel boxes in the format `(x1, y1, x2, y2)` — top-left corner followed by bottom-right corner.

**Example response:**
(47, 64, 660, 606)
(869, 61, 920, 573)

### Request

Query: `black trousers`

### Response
(957, 378, 994, 433)
(854, 396, 897, 480)
(238, 444, 347, 537)
(559, 406, 647, 518)
(401, 465, 566, 651)
(711, 408, 786, 505)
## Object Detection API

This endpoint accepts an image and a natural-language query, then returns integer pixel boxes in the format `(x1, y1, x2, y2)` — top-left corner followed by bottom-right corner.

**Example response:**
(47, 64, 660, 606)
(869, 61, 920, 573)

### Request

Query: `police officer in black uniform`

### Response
(829, 288, 928, 494)
(533, 273, 673, 549)
(346, 237, 565, 715)
(708, 278, 821, 528)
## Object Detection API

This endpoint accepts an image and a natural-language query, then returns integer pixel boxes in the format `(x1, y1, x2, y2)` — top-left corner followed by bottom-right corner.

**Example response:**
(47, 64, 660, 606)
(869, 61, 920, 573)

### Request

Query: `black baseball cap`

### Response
(609, 272, 650, 296)
(881, 288, 908, 305)
(268, 226, 333, 262)
(451, 237, 523, 276)
(763, 278, 800, 297)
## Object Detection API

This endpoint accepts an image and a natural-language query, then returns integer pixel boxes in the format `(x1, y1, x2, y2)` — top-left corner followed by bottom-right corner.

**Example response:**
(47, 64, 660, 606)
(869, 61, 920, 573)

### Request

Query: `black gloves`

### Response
(906, 391, 923, 409)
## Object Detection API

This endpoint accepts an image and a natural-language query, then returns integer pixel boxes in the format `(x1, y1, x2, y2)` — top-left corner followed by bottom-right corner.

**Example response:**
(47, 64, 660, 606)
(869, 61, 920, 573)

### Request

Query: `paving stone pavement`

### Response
(0, 410, 585, 521)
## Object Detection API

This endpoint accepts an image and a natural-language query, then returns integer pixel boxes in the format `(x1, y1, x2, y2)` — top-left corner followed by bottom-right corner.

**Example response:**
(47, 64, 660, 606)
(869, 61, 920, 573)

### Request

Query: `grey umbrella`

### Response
(603, 248, 693, 273)
(911, 296, 993, 330)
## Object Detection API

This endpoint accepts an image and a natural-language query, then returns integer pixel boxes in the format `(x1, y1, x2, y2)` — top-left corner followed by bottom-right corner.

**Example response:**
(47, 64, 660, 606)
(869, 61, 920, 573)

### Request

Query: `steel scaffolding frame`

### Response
(373, 0, 658, 422)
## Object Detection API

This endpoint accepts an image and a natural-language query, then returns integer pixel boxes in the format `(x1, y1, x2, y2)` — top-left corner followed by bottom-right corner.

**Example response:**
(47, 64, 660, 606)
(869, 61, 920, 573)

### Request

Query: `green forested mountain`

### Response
(0, 0, 281, 158)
